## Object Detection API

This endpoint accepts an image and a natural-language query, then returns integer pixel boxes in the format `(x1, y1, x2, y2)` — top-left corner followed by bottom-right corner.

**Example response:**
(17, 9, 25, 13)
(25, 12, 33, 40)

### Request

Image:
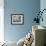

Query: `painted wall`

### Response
(40, 0, 46, 27)
(4, 0, 40, 42)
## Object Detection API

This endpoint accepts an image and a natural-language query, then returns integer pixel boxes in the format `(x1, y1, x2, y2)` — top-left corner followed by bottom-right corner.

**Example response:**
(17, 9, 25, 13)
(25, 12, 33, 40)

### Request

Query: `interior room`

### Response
(0, 0, 46, 46)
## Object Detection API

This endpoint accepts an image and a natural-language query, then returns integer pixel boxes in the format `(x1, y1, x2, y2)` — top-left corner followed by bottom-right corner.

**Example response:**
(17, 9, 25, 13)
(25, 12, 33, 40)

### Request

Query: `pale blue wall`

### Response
(40, 0, 46, 44)
(40, 0, 46, 27)
(4, 0, 40, 42)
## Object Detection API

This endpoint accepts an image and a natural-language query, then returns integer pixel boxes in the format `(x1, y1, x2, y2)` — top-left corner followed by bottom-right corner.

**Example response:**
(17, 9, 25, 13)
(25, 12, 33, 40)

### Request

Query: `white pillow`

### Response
(17, 37, 25, 46)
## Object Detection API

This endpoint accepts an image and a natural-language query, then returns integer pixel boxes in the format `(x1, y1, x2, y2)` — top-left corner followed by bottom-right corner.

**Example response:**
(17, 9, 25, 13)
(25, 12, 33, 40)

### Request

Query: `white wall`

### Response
(0, 0, 4, 42)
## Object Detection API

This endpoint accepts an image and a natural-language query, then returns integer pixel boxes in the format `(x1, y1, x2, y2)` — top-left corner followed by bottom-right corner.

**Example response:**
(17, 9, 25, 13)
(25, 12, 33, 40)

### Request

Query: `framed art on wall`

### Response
(11, 14, 24, 25)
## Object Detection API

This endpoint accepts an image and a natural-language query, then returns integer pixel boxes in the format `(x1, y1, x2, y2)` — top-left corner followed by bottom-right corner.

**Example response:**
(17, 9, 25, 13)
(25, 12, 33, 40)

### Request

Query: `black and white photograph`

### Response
(11, 14, 24, 25)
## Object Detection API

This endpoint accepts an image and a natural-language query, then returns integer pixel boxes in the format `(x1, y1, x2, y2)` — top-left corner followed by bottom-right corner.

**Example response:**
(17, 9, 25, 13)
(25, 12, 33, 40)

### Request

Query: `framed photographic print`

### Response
(11, 14, 24, 25)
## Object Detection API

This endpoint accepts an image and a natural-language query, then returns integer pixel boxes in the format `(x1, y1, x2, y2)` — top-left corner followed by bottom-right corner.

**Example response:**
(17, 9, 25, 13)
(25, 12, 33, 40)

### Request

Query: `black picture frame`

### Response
(11, 14, 24, 25)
